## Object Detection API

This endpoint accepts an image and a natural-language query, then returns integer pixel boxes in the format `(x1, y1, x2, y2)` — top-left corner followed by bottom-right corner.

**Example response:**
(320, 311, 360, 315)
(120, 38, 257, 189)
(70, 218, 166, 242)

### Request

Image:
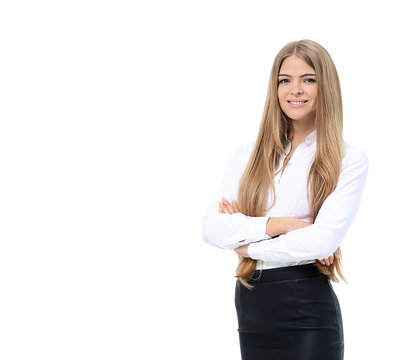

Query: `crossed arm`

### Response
(218, 197, 340, 266)
(203, 143, 368, 263)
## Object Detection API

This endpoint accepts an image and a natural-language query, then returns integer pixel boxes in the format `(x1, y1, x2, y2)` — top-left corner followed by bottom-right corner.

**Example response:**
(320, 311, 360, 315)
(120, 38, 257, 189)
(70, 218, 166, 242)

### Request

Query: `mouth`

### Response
(288, 100, 308, 105)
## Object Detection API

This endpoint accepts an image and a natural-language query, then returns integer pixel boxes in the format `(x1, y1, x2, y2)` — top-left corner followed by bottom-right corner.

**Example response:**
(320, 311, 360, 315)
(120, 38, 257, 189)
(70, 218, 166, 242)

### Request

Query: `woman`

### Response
(202, 40, 368, 360)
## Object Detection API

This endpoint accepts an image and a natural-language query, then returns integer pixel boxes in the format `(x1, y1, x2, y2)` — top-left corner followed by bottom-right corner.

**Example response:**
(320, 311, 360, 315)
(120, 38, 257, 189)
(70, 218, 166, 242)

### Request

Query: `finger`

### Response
(222, 197, 235, 214)
(219, 201, 230, 214)
(334, 247, 341, 258)
(317, 259, 326, 265)
(222, 197, 234, 211)
(232, 200, 240, 212)
(220, 200, 232, 214)
(329, 255, 334, 265)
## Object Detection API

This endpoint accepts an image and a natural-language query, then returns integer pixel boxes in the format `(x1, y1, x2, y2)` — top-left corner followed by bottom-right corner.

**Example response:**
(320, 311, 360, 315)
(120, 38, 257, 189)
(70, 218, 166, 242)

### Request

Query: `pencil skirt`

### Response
(235, 264, 344, 360)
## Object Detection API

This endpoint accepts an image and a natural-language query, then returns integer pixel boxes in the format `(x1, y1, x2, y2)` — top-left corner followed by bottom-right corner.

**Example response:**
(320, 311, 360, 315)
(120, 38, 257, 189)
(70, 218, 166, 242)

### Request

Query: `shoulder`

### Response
(229, 140, 256, 168)
(342, 141, 369, 173)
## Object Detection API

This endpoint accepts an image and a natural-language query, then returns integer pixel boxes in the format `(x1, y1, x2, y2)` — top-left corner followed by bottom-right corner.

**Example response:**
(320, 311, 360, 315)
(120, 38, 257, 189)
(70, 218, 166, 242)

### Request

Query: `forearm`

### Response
(202, 212, 271, 250)
(248, 224, 341, 262)
(249, 146, 369, 263)
(266, 217, 312, 237)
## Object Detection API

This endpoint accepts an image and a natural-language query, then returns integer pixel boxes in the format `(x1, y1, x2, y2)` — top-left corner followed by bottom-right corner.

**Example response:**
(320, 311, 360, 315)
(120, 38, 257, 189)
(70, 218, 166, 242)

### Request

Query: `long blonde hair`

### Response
(237, 40, 345, 288)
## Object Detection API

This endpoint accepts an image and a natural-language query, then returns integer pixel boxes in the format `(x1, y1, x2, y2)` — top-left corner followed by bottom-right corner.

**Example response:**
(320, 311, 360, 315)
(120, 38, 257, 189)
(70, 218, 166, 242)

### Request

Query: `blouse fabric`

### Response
(202, 130, 368, 270)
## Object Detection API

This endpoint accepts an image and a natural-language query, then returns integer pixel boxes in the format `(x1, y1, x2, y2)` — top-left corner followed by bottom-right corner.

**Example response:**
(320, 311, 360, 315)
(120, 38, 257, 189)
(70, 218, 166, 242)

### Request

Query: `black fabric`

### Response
(235, 264, 344, 360)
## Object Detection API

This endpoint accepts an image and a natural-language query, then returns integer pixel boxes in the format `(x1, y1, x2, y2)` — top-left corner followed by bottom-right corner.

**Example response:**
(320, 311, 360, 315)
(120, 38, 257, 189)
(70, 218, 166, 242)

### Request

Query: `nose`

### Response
(291, 82, 303, 96)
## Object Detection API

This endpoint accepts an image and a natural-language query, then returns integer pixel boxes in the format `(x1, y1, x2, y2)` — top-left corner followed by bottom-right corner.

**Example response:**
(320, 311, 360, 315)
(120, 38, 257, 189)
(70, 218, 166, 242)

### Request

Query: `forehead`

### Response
(279, 55, 315, 75)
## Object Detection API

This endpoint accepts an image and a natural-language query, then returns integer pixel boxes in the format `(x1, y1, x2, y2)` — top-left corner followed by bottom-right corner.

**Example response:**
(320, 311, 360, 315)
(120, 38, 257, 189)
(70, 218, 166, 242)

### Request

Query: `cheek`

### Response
(312, 86, 318, 102)
(312, 94, 317, 109)
(277, 88, 284, 104)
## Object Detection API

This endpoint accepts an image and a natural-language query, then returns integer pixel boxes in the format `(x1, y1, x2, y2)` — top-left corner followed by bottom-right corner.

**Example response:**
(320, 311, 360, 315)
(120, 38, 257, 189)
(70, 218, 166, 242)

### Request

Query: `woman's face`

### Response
(277, 55, 318, 125)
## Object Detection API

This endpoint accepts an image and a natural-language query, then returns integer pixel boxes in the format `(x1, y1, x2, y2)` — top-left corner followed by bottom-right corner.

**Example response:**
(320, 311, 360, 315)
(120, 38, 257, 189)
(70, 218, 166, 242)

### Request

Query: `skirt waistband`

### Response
(249, 263, 324, 283)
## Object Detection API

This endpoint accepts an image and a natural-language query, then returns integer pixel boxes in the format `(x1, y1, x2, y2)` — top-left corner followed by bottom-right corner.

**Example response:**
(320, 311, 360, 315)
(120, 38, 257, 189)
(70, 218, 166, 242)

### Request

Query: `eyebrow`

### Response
(278, 73, 316, 77)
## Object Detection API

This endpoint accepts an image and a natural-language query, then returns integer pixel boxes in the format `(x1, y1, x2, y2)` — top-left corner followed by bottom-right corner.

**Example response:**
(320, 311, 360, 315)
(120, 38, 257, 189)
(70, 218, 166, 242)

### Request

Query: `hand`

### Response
(234, 244, 249, 257)
(316, 247, 341, 266)
(218, 198, 250, 257)
(218, 197, 240, 215)
(266, 217, 312, 237)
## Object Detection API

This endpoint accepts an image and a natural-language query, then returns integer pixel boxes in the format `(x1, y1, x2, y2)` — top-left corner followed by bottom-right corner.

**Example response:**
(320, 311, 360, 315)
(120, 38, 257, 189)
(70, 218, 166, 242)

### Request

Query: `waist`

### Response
(249, 263, 324, 283)
(255, 259, 315, 270)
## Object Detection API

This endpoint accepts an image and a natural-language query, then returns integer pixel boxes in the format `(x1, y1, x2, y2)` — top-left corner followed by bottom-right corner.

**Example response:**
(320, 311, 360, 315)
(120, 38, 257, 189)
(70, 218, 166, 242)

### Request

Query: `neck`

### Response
(291, 120, 315, 147)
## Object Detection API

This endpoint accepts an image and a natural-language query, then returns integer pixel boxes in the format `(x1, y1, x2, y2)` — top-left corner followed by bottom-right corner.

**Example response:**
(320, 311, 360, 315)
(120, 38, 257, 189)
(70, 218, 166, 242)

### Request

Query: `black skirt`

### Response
(235, 263, 344, 360)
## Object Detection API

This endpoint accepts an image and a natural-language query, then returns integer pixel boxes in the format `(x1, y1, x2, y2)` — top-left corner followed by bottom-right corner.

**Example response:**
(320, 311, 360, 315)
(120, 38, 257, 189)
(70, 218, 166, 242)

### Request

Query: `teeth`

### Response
(289, 101, 305, 104)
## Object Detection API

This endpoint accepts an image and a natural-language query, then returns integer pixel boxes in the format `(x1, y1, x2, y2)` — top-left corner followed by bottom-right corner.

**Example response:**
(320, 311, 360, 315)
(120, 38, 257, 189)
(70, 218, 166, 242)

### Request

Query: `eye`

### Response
(278, 78, 290, 84)
(304, 78, 316, 83)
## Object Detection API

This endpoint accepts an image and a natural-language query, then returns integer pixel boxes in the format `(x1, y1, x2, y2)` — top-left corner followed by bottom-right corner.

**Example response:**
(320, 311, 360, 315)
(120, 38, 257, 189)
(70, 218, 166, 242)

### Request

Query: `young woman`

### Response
(202, 40, 368, 360)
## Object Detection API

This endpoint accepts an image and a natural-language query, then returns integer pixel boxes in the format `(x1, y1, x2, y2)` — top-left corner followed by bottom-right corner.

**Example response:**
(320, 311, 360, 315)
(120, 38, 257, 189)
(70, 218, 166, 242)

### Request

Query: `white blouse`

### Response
(202, 130, 369, 270)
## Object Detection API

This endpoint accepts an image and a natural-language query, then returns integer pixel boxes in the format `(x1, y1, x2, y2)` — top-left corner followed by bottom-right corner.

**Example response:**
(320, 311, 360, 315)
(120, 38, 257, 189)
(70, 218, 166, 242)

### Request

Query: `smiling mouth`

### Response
(288, 100, 308, 104)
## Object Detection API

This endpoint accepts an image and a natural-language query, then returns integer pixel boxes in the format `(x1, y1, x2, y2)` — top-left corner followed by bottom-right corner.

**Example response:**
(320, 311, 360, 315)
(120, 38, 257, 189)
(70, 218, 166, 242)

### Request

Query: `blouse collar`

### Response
(305, 129, 317, 145)
(284, 129, 317, 147)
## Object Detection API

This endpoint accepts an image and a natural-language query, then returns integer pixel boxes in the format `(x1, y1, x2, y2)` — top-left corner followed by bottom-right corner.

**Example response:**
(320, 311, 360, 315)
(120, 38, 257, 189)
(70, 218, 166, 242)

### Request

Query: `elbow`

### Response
(202, 215, 238, 250)
(202, 230, 232, 250)
(202, 212, 251, 250)
(201, 216, 213, 246)
(288, 227, 343, 260)
(313, 230, 343, 259)
(316, 245, 339, 260)
(202, 227, 216, 247)
(202, 216, 226, 249)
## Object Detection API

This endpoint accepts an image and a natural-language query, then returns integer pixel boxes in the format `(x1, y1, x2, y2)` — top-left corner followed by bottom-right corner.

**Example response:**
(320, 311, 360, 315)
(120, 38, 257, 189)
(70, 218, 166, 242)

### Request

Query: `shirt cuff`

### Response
(247, 215, 272, 241)
(247, 241, 261, 260)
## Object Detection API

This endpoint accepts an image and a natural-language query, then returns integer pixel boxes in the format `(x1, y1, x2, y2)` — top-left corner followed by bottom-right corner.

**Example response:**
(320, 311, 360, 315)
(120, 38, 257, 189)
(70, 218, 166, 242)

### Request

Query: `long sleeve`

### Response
(248, 144, 369, 262)
(202, 142, 272, 250)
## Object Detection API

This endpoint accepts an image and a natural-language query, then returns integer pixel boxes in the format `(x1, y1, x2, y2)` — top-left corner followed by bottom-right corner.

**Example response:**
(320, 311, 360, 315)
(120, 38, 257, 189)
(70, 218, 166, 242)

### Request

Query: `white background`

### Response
(0, 1, 396, 359)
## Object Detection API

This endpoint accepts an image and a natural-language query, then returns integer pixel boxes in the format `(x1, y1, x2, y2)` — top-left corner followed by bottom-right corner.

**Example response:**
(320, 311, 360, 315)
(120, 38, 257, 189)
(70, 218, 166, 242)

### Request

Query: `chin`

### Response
(284, 111, 315, 122)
